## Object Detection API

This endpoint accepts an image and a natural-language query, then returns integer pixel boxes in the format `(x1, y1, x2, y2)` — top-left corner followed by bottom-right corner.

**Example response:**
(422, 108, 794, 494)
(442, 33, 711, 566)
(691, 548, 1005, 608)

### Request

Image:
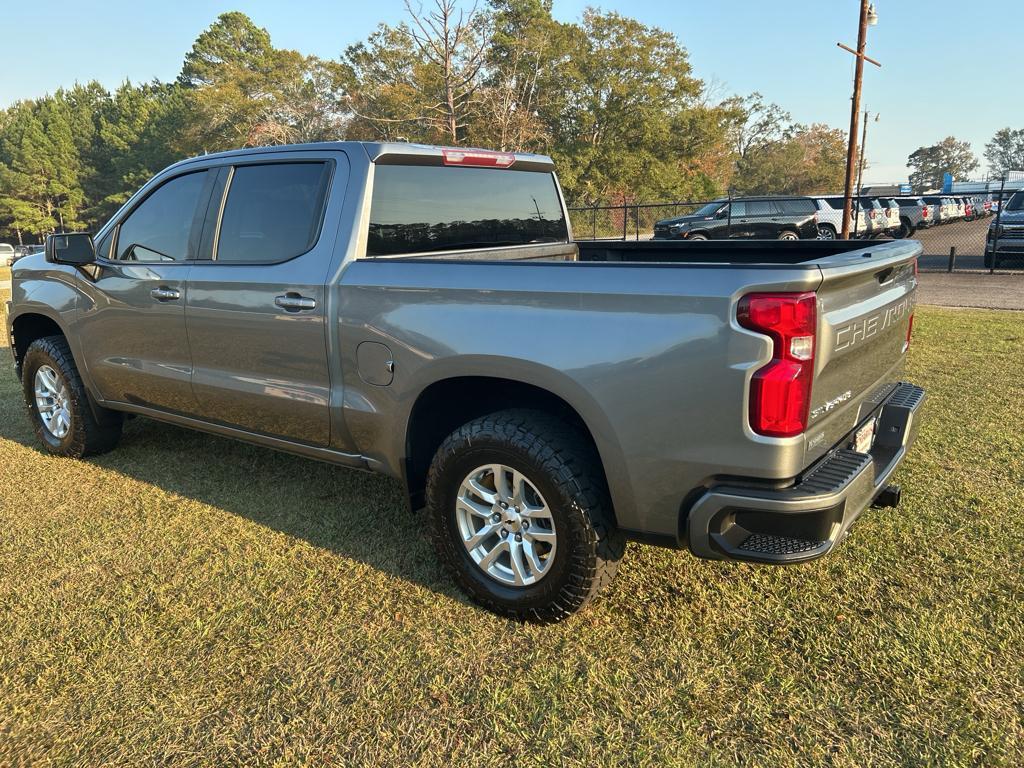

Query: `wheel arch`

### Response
(11, 311, 67, 372)
(11, 310, 107, 421)
(403, 375, 622, 525)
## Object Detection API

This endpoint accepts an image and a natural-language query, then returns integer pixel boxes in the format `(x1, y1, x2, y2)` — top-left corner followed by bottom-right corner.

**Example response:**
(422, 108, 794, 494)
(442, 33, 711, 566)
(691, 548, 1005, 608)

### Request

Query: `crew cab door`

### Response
(185, 154, 345, 446)
(77, 168, 215, 412)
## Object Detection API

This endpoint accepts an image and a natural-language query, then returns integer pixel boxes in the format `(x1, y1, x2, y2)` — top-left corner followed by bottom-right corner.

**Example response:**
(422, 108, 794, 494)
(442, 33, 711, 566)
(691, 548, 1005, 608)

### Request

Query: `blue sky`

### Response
(4, 0, 1021, 182)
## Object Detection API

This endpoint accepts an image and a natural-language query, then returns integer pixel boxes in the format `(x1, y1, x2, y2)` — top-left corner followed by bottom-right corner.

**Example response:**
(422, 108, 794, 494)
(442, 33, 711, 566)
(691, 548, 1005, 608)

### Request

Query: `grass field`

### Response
(0, 291, 1022, 766)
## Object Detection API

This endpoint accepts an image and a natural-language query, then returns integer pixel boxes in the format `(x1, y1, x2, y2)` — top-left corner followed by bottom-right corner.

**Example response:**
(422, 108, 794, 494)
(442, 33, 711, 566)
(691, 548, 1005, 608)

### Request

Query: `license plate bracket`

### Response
(853, 418, 877, 454)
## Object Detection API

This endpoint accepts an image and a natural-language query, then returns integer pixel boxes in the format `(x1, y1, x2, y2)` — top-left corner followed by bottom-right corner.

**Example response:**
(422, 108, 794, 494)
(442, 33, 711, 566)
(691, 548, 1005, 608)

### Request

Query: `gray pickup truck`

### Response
(5, 142, 924, 621)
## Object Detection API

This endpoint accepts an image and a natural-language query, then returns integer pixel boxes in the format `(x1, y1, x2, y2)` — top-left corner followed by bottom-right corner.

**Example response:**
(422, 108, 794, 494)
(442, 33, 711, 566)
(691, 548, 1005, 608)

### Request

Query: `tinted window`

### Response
(729, 201, 746, 216)
(693, 201, 725, 217)
(778, 198, 815, 214)
(745, 201, 777, 216)
(116, 171, 208, 262)
(824, 198, 845, 210)
(95, 229, 114, 260)
(367, 165, 567, 256)
(1007, 191, 1024, 211)
(216, 163, 330, 263)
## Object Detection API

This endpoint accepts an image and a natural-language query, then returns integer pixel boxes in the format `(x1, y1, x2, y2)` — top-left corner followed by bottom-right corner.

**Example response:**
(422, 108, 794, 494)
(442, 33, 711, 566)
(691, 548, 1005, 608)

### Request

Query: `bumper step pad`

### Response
(738, 533, 827, 556)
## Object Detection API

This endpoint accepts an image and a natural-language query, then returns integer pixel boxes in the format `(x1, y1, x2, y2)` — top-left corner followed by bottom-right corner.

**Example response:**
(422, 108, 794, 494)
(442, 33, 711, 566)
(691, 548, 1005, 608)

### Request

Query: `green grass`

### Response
(0, 301, 1021, 767)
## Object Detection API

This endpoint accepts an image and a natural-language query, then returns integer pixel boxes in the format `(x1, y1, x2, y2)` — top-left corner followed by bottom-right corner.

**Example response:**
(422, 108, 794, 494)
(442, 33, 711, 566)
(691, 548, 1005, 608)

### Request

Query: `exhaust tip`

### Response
(872, 484, 902, 509)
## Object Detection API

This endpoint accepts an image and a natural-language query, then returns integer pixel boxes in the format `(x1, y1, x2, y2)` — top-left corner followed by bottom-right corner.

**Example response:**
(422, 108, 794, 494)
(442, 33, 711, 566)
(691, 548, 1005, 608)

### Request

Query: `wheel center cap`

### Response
(501, 507, 523, 531)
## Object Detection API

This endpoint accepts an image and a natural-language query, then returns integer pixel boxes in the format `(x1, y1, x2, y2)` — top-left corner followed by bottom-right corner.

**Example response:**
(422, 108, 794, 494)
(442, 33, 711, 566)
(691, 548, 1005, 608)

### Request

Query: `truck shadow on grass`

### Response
(0, 399, 468, 605)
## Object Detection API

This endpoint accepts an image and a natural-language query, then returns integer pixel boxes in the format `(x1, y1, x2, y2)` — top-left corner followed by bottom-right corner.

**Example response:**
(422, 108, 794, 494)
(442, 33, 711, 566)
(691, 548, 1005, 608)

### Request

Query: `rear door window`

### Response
(367, 165, 568, 256)
(745, 201, 776, 216)
(215, 162, 331, 264)
(778, 198, 815, 215)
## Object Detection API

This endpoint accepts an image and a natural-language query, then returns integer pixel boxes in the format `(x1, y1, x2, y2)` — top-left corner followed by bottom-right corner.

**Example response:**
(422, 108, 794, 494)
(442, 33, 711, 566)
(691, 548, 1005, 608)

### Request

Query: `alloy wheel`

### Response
(455, 463, 557, 586)
(34, 365, 71, 439)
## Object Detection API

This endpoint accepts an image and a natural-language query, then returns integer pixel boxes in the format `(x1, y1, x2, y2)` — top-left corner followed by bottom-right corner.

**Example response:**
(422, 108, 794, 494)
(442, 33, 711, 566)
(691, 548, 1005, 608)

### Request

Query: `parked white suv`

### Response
(877, 198, 901, 236)
(811, 196, 868, 239)
(0, 243, 16, 267)
(893, 197, 933, 237)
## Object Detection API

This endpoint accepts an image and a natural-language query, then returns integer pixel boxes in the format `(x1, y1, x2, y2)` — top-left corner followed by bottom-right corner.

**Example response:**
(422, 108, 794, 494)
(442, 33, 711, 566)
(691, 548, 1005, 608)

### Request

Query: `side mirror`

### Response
(46, 232, 95, 266)
(715, 208, 729, 219)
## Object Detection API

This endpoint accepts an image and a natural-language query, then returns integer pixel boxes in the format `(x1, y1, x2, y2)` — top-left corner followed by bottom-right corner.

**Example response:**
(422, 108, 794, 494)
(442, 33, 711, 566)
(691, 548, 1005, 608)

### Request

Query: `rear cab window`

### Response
(366, 164, 568, 257)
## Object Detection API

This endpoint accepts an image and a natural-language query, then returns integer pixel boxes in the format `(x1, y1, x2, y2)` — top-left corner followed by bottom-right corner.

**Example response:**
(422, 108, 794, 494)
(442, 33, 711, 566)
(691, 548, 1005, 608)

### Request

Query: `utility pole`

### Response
(839, 1, 881, 239)
(856, 111, 879, 196)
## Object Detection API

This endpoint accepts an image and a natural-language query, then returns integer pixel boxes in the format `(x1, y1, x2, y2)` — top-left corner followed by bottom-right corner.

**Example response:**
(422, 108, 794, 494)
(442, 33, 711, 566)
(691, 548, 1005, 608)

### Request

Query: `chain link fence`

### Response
(568, 178, 1024, 274)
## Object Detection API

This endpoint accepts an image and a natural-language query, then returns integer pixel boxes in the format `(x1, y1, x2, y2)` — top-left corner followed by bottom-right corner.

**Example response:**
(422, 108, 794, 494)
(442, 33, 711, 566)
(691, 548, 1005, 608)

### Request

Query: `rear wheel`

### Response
(425, 409, 625, 622)
(778, 230, 799, 241)
(21, 336, 123, 457)
(898, 219, 915, 239)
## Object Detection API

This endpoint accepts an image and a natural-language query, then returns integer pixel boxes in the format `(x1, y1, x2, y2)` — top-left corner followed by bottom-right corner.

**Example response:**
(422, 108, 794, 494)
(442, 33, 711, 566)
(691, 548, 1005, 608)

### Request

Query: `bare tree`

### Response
(405, 0, 488, 143)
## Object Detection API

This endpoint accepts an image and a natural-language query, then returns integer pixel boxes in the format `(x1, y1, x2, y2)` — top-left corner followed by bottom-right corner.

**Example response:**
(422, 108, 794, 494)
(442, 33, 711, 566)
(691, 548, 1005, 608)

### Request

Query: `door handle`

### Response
(150, 287, 181, 301)
(275, 293, 317, 311)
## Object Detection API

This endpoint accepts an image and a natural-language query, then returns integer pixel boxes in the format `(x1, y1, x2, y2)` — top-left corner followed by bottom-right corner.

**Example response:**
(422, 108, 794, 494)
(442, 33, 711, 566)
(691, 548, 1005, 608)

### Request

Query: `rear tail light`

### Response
(441, 148, 516, 168)
(922, 206, 929, 218)
(737, 292, 817, 438)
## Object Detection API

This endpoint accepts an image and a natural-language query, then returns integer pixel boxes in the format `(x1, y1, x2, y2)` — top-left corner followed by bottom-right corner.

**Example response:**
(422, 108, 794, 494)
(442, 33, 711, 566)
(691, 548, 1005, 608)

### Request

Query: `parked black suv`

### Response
(653, 196, 819, 240)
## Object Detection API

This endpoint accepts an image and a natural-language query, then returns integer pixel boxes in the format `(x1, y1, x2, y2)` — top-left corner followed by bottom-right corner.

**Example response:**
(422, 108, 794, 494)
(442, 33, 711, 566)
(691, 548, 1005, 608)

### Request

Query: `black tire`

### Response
(984, 250, 993, 269)
(425, 409, 625, 622)
(898, 219, 914, 239)
(21, 335, 123, 457)
(778, 230, 799, 241)
(817, 224, 837, 240)
(687, 232, 709, 241)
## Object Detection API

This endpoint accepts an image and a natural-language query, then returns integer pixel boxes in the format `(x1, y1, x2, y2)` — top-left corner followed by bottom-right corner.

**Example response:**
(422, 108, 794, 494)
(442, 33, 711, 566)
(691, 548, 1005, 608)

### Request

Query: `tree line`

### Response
(1, 1, 1019, 244)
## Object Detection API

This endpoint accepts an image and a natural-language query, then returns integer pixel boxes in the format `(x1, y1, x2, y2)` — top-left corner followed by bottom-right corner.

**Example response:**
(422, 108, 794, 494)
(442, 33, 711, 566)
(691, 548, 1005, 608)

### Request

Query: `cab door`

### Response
(185, 153, 347, 447)
(77, 169, 215, 413)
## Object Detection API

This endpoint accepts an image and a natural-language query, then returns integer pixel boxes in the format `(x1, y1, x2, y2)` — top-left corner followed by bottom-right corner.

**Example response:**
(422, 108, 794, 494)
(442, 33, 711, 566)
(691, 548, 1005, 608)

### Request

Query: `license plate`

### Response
(854, 418, 877, 454)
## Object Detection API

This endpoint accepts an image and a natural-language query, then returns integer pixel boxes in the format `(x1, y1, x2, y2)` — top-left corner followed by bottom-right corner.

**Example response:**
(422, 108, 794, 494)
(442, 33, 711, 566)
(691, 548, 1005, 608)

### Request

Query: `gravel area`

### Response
(917, 271, 1024, 310)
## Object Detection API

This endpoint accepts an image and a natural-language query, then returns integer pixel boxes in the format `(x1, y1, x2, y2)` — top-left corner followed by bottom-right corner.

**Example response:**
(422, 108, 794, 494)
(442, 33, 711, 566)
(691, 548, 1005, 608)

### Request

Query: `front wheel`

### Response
(817, 224, 837, 240)
(425, 410, 625, 622)
(778, 230, 799, 241)
(686, 232, 709, 241)
(21, 336, 123, 457)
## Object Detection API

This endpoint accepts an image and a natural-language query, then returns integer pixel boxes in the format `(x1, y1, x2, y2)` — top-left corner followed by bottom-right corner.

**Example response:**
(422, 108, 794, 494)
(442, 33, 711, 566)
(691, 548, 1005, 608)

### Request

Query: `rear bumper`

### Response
(685, 382, 925, 564)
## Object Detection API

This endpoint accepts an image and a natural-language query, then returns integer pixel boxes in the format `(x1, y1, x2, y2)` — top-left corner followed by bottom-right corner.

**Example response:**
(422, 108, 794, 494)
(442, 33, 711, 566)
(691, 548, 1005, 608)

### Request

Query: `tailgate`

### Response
(809, 240, 920, 442)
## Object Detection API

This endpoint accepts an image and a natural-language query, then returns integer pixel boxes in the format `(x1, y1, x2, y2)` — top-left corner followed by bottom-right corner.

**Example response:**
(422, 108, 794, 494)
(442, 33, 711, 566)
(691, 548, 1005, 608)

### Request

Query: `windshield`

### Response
(1005, 191, 1024, 212)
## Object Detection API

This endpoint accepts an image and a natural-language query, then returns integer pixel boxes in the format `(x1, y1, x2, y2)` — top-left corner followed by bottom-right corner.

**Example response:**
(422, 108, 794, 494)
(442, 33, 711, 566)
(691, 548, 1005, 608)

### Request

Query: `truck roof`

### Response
(167, 141, 556, 173)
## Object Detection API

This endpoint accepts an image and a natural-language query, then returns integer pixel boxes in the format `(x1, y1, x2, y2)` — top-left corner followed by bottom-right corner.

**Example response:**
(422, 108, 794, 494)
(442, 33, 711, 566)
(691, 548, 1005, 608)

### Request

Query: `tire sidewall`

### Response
(22, 342, 82, 454)
(430, 438, 587, 612)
